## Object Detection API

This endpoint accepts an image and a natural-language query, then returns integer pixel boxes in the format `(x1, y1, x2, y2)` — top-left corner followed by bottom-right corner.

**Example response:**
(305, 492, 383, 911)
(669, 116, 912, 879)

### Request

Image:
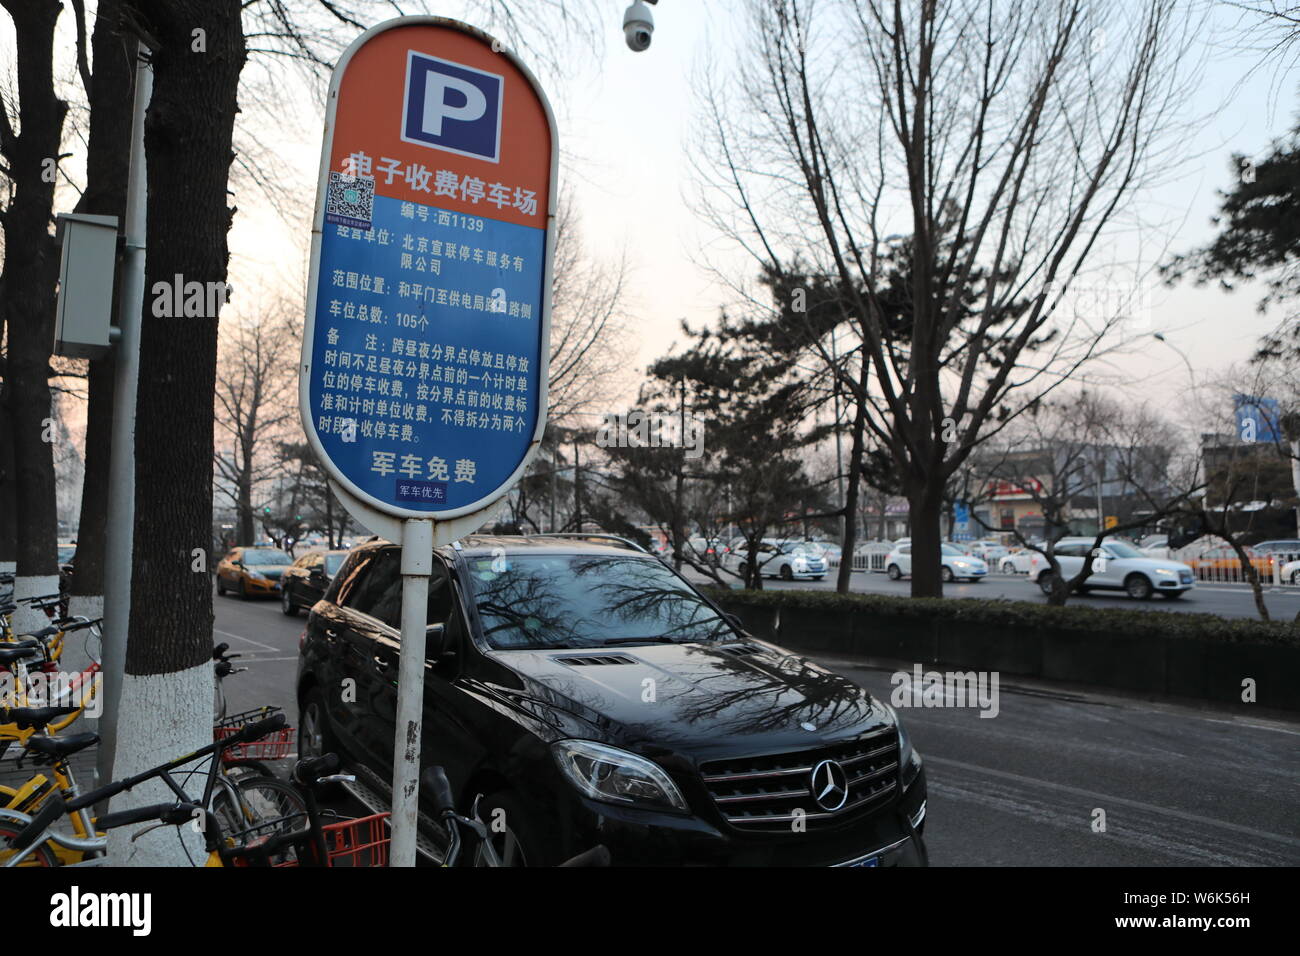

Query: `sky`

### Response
(224, 0, 1298, 427)
(8, 0, 1300, 443)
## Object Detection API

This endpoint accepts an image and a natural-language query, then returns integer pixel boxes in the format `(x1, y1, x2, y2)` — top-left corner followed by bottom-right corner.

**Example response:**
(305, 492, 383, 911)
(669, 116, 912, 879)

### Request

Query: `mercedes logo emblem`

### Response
(800, 721, 817, 732)
(810, 759, 849, 812)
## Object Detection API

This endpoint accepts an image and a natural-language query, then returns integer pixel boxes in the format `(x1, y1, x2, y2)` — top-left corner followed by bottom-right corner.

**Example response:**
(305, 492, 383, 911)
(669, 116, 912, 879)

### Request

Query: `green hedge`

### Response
(700, 587, 1300, 648)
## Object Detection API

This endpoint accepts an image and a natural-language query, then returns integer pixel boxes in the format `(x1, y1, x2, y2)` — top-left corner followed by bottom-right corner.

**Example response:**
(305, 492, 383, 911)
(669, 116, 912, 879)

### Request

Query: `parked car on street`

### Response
(280, 548, 349, 616)
(885, 543, 988, 582)
(1189, 545, 1271, 581)
(1280, 558, 1300, 585)
(296, 535, 927, 866)
(1029, 538, 1194, 599)
(215, 546, 293, 599)
(965, 540, 1009, 563)
(998, 549, 1035, 574)
(727, 539, 828, 581)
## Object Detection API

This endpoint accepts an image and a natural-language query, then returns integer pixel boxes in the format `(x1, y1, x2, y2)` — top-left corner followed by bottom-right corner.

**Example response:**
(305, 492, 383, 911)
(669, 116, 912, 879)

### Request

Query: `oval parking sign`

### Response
(301, 17, 555, 520)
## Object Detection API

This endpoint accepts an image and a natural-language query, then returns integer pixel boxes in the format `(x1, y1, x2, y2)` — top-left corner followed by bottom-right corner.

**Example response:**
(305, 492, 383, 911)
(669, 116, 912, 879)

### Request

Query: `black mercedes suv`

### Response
(296, 534, 927, 866)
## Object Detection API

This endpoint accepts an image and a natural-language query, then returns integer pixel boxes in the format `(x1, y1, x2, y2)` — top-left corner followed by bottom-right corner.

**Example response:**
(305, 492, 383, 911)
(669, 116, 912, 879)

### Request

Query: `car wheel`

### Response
(887, 564, 902, 581)
(941, 566, 954, 583)
(999, 561, 1013, 574)
(1125, 574, 1153, 600)
(780, 565, 794, 582)
(1038, 572, 1058, 596)
(298, 685, 337, 763)
(281, 587, 297, 616)
(216, 576, 225, 596)
(737, 561, 748, 578)
(468, 790, 553, 868)
(1292, 570, 1300, 585)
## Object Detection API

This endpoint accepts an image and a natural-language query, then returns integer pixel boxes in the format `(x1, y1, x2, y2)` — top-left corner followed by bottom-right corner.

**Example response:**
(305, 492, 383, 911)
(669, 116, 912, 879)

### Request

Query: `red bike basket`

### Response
(322, 812, 391, 867)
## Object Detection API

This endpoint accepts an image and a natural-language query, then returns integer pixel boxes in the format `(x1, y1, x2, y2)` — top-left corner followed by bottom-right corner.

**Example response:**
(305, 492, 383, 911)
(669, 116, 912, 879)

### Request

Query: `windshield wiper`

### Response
(600, 636, 686, 646)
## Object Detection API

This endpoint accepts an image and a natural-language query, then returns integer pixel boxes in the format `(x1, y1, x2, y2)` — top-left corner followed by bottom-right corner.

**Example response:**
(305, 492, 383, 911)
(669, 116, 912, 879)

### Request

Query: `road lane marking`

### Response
(927, 755, 1300, 848)
(213, 629, 279, 653)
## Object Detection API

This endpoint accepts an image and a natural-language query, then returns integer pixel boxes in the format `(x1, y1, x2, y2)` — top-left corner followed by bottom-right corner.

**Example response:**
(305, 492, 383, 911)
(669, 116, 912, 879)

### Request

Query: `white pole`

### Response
(95, 57, 151, 788)
(1291, 438, 1300, 537)
(390, 517, 432, 866)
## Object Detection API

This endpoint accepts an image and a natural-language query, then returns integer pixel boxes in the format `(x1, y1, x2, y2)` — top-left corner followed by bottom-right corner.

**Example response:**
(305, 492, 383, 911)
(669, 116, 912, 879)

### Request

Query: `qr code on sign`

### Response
(326, 171, 374, 230)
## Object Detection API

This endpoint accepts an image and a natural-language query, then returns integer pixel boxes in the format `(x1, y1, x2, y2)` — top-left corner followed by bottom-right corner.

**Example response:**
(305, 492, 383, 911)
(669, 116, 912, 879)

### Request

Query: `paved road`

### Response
(684, 568, 1300, 621)
(213, 589, 1300, 866)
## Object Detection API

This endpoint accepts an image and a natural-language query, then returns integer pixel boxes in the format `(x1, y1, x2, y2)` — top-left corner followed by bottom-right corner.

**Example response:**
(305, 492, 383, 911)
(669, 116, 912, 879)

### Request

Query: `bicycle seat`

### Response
(0, 705, 80, 730)
(17, 625, 60, 641)
(25, 732, 99, 760)
(0, 646, 39, 665)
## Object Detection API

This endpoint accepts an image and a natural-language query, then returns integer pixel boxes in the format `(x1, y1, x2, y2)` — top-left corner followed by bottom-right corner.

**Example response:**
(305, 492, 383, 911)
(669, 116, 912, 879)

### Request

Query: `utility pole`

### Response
(96, 56, 151, 790)
(573, 433, 581, 533)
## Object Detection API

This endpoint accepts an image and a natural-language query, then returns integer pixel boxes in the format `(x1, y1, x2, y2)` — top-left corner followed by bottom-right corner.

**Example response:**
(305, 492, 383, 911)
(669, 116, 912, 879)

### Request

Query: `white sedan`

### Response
(1281, 559, 1300, 585)
(885, 543, 988, 583)
(1028, 538, 1195, 599)
(997, 550, 1035, 574)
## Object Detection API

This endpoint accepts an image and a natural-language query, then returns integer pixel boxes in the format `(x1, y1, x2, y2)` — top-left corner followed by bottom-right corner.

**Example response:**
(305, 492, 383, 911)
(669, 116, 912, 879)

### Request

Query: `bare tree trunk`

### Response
(0, 0, 68, 634)
(107, 0, 245, 866)
(908, 481, 944, 599)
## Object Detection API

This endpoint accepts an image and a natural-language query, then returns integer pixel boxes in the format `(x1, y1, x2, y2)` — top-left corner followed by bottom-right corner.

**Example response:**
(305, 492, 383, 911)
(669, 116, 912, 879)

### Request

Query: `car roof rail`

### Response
(531, 533, 649, 554)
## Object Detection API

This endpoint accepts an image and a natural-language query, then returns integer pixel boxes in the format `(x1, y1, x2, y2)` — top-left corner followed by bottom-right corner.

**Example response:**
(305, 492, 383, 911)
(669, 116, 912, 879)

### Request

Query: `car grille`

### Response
(699, 727, 899, 830)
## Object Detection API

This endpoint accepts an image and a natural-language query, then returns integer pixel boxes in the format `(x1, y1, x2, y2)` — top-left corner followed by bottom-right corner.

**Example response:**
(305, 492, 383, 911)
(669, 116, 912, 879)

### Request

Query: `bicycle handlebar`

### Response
(421, 766, 456, 814)
(292, 753, 341, 788)
(98, 801, 200, 831)
(227, 713, 286, 746)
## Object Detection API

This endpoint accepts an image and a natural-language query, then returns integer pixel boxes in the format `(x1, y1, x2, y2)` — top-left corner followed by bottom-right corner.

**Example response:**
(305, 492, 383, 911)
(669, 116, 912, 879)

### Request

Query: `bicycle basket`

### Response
(213, 705, 295, 763)
(321, 812, 391, 868)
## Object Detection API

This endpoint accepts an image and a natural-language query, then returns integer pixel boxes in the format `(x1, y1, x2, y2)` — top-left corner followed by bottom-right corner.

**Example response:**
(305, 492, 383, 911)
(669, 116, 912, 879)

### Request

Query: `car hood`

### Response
(480, 639, 892, 763)
(248, 565, 290, 578)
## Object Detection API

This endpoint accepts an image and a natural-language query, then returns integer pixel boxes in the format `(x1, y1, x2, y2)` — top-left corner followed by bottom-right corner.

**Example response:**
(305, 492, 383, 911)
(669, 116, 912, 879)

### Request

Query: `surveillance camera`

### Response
(624, 0, 655, 53)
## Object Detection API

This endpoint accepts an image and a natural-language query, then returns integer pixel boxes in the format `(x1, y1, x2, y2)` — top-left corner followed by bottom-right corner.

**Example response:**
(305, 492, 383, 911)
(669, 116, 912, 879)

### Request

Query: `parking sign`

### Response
(302, 17, 555, 521)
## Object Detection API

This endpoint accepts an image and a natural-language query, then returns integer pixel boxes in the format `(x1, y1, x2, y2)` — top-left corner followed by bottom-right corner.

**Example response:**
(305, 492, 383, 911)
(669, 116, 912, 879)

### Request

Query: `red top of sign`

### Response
(330, 23, 552, 229)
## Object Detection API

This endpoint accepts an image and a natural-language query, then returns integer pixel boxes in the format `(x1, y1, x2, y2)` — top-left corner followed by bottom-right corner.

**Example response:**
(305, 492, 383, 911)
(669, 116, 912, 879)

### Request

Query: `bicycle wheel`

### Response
(209, 775, 308, 864)
(0, 822, 59, 867)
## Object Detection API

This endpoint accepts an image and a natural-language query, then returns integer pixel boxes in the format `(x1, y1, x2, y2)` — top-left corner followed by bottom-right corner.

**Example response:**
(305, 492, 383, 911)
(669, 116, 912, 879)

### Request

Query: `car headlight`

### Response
(881, 703, 916, 768)
(953, 561, 970, 569)
(552, 740, 688, 812)
(248, 571, 266, 581)
(1154, 568, 1176, 576)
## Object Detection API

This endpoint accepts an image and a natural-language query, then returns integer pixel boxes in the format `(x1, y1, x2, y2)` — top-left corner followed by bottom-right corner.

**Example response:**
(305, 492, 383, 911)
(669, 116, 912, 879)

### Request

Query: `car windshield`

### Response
(1104, 541, 1143, 558)
(324, 553, 346, 575)
(463, 552, 734, 650)
(243, 549, 290, 565)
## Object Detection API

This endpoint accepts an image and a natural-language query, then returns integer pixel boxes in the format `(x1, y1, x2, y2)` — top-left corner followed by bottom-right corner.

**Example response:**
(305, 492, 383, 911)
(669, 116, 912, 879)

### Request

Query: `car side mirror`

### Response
(425, 623, 452, 660)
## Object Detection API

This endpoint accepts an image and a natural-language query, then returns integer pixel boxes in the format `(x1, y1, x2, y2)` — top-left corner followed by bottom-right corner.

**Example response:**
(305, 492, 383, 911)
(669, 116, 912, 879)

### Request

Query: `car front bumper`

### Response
(547, 765, 928, 867)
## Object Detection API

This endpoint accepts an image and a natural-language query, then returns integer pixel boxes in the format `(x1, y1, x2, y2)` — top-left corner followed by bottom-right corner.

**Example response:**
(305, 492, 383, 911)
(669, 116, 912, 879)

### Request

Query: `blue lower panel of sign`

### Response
(308, 193, 544, 513)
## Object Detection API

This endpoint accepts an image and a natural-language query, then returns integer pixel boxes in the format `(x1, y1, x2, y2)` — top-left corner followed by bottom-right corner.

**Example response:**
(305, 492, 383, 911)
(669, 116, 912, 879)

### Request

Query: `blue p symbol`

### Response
(403, 52, 503, 163)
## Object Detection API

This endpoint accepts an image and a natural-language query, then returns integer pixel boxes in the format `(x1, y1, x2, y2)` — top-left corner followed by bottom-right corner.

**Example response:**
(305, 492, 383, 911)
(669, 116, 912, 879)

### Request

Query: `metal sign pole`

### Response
(96, 56, 151, 790)
(391, 518, 432, 866)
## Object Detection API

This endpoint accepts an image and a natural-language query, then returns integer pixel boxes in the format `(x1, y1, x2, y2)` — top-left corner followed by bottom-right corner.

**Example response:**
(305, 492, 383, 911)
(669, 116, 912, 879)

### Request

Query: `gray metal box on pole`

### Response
(53, 213, 118, 359)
